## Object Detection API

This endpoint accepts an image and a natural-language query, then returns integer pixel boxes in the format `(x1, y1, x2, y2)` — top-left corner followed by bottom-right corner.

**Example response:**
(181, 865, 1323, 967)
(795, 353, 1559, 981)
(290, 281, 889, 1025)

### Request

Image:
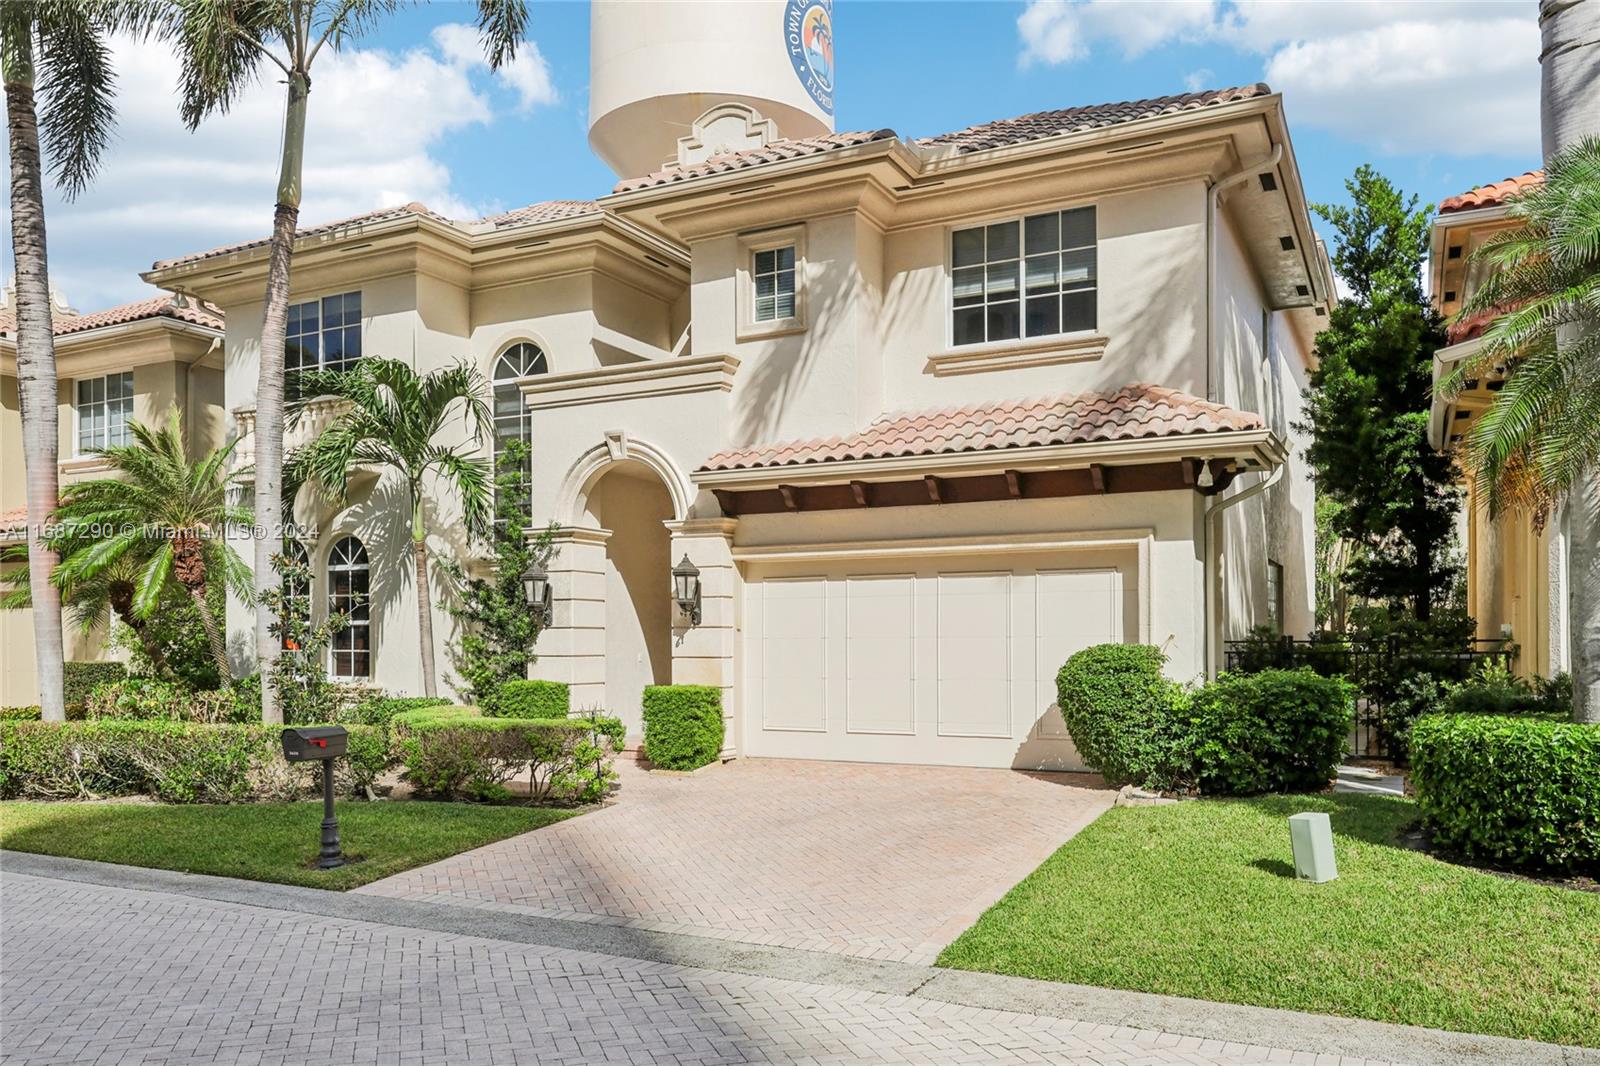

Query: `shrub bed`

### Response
(391, 706, 618, 803)
(483, 679, 569, 719)
(86, 678, 254, 724)
(641, 685, 723, 771)
(1188, 669, 1353, 795)
(1055, 645, 1190, 789)
(63, 660, 127, 705)
(338, 694, 451, 726)
(1411, 714, 1600, 873)
(0, 720, 386, 803)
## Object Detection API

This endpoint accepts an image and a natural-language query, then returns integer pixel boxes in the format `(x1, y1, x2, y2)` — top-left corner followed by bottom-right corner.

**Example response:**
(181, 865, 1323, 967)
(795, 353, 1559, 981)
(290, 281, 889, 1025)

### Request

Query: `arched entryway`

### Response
(582, 460, 675, 729)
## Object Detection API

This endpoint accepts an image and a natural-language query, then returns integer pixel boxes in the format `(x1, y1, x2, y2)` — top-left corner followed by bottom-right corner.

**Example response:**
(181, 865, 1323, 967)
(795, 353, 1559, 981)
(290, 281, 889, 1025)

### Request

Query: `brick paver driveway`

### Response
(357, 757, 1114, 963)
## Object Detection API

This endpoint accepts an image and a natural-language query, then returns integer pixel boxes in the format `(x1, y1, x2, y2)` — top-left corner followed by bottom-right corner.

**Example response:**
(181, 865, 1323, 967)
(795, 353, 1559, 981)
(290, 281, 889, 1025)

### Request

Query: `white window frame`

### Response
(286, 290, 363, 378)
(326, 535, 372, 680)
(946, 203, 1098, 351)
(74, 371, 134, 456)
(736, 225, 807, 341)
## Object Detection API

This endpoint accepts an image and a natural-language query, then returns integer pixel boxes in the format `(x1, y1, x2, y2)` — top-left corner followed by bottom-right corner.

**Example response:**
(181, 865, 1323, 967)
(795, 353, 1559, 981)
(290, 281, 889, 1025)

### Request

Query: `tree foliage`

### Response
(1297, 166, 1460, 619)
(439, 439, 554, 706)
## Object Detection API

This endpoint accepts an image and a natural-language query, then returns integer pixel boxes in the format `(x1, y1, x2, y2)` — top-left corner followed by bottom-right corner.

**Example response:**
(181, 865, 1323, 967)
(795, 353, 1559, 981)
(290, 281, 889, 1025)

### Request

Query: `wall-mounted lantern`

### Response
(523, 560, 552, 625)
(672, 553, 702, 626)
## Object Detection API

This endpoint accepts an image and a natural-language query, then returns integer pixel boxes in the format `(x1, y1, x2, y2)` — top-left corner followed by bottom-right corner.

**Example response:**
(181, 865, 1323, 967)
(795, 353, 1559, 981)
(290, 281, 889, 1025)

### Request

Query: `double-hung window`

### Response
(753, 245, 797, 323)
(952, 205, 1096, 346)
(76, 372, 133, 454)
(286, 291, 362, 377)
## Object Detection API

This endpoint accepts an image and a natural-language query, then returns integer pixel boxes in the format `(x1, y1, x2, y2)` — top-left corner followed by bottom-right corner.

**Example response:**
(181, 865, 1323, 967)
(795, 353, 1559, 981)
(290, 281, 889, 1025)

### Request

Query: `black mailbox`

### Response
(281, 725, 348, 762)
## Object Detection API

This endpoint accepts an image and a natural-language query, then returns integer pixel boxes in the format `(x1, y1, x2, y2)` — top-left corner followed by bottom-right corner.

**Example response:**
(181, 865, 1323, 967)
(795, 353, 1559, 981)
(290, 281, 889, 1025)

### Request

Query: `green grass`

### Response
(938, 793, 1600, 1047)
(0, 800, 579, 890)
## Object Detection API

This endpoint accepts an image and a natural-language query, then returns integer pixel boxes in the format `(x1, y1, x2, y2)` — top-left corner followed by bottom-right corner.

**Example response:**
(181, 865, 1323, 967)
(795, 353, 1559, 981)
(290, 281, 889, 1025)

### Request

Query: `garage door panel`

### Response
(761, 577, 826, 732)
(1034, 569, 1121, 740)
(846, 576, 914, 734)
(936, 574, 1011, 738)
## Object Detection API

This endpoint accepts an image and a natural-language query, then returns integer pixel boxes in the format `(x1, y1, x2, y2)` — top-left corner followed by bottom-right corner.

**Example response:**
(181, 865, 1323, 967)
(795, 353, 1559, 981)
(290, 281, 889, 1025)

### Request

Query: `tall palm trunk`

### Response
(412, 492, 437, 697)
(1540, 0, 1600, 722)
(255, 70, 310, 724)
(4, 40, 66, 722)
(173, 532, 232, 687)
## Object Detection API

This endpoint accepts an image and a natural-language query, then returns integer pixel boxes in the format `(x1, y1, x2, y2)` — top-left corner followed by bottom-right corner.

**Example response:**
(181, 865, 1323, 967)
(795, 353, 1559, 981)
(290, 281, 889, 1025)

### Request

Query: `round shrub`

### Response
(1188, 669, 1353, 795)
(641, 685, 723, 771)
(1055, 644, 1189, 789)
(483, 680, 569, 719)
(1411, 714, 1599, 873)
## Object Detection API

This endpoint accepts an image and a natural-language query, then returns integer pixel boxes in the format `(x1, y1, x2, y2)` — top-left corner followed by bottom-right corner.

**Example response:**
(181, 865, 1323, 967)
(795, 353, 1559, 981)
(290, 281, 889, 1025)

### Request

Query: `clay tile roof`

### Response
(0, 505, 27, 542)
(0, 295, 223, 340)
(699, 384, 1264, 472)
(151, 201, 453, 270)
(1439, 170, 1544, 214)
(917, 84, 1272, 154)
(613, 129, 897, 193)
(475, 199, 601, 229)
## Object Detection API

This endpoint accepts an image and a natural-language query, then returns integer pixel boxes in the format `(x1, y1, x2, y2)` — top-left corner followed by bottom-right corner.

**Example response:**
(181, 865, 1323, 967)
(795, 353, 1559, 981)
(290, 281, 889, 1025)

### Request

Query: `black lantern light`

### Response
(672, 553, 702, 626)
(522, 559, 552, 625)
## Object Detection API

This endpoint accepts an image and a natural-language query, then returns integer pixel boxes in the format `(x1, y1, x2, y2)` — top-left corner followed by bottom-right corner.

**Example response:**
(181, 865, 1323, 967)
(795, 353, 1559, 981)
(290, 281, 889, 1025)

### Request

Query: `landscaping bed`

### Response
(937, 792, 1600, 1048)
(0, 799, 577, 890)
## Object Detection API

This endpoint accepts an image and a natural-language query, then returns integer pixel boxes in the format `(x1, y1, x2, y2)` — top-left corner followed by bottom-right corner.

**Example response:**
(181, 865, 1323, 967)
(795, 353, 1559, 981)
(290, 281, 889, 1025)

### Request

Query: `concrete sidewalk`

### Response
(5, 851, 1593, 1066)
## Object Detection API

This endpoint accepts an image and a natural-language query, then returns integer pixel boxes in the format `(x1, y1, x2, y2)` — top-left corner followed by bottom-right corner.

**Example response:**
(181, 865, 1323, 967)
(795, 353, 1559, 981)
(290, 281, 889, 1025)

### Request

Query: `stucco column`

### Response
(665, 517, 740, 759)
(530, 525, 611, 712)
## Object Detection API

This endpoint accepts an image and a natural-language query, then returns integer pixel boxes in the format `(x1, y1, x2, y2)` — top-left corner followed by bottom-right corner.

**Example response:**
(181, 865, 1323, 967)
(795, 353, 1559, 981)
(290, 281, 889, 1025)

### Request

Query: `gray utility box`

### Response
(1288, 811, 1338, 883)
(281, 726, 348, 762)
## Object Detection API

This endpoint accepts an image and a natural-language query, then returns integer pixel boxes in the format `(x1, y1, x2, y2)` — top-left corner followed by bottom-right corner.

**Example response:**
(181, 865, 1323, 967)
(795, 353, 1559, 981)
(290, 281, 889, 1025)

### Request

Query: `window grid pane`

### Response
(953, 206, 1096, 346)
(753, 245, 798, 323)
(286, 292, 361, 381)
(328, 537, 371, 679)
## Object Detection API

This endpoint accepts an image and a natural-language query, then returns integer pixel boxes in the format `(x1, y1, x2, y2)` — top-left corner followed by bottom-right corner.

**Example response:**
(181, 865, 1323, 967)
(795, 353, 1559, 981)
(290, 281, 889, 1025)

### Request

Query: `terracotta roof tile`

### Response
(613, 130, 897, 193)
(917, 84, 1272, 154)
(151, 201, 451, 270)
(475, 199, 600, 228)
(0, 295, 223, 340)
(699, 384, 1263, 472)
(1439, 170, 1543, 214)
(0, 505, 27, 542)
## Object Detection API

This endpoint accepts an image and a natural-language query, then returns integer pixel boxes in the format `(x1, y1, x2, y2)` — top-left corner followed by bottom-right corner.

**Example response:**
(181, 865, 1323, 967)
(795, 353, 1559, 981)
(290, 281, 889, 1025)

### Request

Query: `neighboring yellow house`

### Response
(1428, 171, 1569, 678)
(0, 286, 226, 706)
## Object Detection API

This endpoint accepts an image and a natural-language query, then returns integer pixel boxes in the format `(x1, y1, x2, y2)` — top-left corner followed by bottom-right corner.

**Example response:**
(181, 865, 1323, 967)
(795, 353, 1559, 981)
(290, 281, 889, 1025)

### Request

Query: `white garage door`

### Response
(742, 562, 1125, 769)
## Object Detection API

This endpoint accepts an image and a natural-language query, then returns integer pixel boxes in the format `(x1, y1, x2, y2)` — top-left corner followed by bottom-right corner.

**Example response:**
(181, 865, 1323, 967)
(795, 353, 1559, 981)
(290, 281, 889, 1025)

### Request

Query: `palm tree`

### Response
(167, 0, 532, 723)
(50, 408, 254, 686)
(3, 0, 158, 720)
(289, 358, 493, 698)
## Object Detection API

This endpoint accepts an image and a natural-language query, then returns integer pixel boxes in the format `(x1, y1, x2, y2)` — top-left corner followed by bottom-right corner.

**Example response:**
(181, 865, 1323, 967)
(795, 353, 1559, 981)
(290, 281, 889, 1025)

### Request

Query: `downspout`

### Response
(1205, 142, 1282, 402)
(1203, 463, 1285, 678)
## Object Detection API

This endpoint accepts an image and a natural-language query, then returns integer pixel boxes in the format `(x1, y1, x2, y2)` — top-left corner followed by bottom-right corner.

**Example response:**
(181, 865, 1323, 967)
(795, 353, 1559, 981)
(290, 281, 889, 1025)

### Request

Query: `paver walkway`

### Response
(2, 870, 1407, 1066)
(357, 757, 1115, 963)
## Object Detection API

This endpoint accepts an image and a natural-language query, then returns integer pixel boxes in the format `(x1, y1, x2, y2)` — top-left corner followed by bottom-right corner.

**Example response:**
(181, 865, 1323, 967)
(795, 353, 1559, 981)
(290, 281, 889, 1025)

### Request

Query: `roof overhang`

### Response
(1428, 335, 1495, 452)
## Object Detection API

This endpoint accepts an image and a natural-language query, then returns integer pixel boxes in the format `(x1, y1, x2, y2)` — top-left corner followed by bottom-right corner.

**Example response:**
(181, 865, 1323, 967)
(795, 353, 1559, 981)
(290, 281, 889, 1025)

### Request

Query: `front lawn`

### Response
(938, 793, 1600, 1047)
(0, 800, 579, 890)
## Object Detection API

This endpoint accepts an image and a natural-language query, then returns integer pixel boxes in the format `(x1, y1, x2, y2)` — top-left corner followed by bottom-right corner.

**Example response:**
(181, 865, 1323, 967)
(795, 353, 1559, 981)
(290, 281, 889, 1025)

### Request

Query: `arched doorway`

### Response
(582, 460, 675, 731)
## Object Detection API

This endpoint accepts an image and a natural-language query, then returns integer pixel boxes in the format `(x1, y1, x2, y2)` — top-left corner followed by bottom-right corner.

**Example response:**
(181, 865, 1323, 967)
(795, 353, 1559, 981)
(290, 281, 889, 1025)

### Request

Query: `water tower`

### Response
(589, 0, 836, 180)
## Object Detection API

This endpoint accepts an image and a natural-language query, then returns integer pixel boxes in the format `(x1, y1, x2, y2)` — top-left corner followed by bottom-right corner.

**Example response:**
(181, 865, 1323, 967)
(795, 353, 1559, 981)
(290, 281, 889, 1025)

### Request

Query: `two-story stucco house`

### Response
(142, 0, 1330, 770)
(0, 287, 226, 706)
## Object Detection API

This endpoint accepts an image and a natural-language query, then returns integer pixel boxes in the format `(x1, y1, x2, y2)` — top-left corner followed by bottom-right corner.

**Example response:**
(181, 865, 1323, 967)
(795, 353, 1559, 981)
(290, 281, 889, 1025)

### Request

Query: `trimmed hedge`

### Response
(0, 719, 385, 803)
(339, 695, 451, 726)
(1411, 714, 1600, 872)
(391, 706, 618, 802)
(1055, 644, 1190, 789)
(63, 660, 127, 705)
(1188, 669, 1353, 795)
(483, 680, 569, 719)
(641, 685, 723, 771)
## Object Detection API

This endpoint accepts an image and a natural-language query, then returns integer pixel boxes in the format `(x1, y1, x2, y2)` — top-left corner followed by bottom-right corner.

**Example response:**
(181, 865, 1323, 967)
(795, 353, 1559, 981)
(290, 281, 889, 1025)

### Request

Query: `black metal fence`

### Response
(1222, 635, 1516, 758)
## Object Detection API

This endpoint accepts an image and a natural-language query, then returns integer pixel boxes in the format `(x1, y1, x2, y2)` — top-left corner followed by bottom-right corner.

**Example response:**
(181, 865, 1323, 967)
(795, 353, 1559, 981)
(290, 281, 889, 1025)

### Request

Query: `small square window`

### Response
(75, 371, 133, 454)
(287, 291, 361, 380)
(951, 207, 1096, 347)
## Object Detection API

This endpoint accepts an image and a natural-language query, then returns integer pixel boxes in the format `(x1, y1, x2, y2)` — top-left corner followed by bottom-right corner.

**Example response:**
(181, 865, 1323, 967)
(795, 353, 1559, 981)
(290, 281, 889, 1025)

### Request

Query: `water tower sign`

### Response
(784, 0, 834, 117)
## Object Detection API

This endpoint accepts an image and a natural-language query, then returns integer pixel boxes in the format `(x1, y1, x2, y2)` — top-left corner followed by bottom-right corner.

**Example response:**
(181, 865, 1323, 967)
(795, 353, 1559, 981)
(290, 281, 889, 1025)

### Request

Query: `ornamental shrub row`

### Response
(641, 685, 723, 771)
(483, 680, 569, 719)
(62, 660, 127, 706)
(390, 705, 621, 803)
(1410, 713, 1600, 873)
(1054, 644, 1353, 795)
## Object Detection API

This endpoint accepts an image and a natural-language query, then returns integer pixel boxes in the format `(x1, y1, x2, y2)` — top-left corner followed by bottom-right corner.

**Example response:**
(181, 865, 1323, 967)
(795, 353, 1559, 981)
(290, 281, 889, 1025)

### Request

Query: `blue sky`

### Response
(12, 1, 1543, 310)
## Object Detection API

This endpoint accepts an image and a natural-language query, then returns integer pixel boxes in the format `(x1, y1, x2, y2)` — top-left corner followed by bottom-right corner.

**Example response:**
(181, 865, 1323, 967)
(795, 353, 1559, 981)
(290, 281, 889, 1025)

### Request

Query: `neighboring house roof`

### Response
(0, 506, 26, 544)
(0, 295, 223, 340)
(1438, 170, 1544, 214)
(615, 84, 1270, 195)
(699, 384, 1264, 472)
(476, 199, 601, 229)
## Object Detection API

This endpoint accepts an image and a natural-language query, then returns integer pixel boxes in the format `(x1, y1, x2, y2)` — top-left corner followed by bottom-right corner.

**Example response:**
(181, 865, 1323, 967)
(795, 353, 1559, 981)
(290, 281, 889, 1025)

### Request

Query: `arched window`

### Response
(327, 536, 371, 679)
(281, 539, 310, 650)
(492, 342, 547, 466)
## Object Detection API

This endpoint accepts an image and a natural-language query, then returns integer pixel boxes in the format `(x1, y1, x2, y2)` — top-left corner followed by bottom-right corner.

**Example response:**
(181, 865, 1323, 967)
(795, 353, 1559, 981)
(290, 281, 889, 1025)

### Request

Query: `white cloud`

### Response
(14, 29, 558, 310)
(1015, 1, 1539, 157)
(1184, 68, 1215, 93)
(432, 23, 557, 112)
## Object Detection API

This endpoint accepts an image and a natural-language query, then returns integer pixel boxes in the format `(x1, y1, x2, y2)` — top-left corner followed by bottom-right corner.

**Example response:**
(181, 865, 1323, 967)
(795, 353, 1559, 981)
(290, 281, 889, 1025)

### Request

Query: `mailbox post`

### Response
(281, 726, 349, 869)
